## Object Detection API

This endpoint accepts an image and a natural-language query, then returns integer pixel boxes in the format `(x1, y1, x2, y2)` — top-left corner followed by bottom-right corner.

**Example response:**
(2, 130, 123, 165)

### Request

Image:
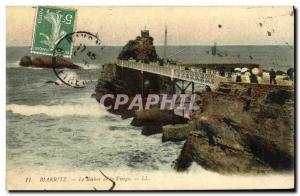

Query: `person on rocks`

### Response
(227, 68, 234, 78)
(159, 58, 164, 66)
(269, 68, 277, 84)
(219, 67, 225, 77)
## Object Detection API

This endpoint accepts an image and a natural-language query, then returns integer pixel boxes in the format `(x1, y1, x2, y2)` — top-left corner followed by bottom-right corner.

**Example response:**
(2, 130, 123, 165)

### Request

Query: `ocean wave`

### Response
(6, 103, 112, 117)
(6, 63, 45, 70)
(75, 62, 101, 70)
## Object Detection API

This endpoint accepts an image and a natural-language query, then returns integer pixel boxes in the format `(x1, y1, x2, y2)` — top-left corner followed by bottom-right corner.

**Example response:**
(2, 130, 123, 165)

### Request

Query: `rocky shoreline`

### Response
(174, 82, 294, 173)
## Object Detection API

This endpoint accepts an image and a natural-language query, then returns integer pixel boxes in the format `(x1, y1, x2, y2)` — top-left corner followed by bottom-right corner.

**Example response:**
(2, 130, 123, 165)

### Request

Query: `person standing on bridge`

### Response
(159, 58, 164, 66)
(219, 67, 225, 77)
(236, 73, 242, 82)
(269, 68, 277, 84)
(250, 72, 258, 84)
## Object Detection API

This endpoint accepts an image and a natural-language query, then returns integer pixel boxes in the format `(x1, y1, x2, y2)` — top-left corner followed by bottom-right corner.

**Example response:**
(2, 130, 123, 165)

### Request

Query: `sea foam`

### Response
(6, 103, 111, 117)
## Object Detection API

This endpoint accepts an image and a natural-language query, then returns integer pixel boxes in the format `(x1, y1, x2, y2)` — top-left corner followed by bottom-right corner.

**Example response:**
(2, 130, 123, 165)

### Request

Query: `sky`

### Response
(6, 6, 294, 46)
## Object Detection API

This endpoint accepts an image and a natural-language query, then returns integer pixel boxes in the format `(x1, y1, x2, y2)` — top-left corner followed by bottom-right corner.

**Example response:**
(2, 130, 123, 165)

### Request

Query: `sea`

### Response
(6, 45, 294, 172)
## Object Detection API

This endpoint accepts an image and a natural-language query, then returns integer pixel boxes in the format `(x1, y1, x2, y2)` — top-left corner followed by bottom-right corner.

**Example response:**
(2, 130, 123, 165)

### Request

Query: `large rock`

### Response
(19, 56, 32, 67)
(175, 83, 294, 174)
(131, 108, 188, 136)
(19, 55, 81, 69)
(174, 116, 274, 173)
(118, 30, 159, 63)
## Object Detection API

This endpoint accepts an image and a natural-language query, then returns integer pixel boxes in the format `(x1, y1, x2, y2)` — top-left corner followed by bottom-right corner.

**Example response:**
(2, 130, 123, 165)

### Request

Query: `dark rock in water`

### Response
(19, 56, 32, 66)
(45, 80, 60, 85)
(132, 109, 188, 136)
(19, 55, 81, 69)
(174, 83, 294, 174)
(141, 125, 163, 136)
(117, 30, 159, 63)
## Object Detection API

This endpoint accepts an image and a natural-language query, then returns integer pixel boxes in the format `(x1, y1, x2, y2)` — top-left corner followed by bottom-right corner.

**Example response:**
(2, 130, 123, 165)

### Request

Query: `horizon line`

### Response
(6, 43, 294, 47)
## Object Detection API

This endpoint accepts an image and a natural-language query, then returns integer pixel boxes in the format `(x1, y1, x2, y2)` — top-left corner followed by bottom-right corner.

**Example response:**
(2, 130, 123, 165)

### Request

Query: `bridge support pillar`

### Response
(175, 80, 192, 94)
(172, 79, 194, 119)
(192, 82, 194, 94)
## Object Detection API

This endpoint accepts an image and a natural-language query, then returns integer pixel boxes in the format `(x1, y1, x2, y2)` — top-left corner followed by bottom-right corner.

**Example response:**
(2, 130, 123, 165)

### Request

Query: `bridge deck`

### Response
(116, 60, 222, 86)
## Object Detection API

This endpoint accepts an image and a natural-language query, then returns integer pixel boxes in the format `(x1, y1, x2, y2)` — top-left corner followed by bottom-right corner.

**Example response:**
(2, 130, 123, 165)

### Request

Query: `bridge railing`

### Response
(116, 60, 217, 85)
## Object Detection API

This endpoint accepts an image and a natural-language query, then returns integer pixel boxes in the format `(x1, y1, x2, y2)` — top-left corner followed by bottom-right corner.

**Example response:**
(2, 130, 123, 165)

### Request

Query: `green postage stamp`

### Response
(31, 6, 77, 57)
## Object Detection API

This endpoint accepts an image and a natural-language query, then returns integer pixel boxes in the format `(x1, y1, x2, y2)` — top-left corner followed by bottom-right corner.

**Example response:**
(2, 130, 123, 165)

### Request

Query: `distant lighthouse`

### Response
(163, 25, 168, 63)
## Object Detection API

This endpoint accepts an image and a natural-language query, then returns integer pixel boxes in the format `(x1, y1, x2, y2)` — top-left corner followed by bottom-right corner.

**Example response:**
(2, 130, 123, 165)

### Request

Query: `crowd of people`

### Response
(218, 67, 294, 85)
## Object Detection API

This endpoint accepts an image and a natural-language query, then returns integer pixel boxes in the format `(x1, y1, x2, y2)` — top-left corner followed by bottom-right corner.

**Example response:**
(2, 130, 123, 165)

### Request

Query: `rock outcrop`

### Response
(174, 82, 294, 174)
(118, 30, 159, 63)
(132, 109, 187, 135)
(19, 56, 32, 66)
(19, 55, 81, 69)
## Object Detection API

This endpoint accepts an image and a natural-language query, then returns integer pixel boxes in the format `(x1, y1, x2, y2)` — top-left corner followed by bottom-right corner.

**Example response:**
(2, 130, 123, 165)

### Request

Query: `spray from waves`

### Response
(75, 63, 101, 70)
(7, 61, 22, 68)
(7, 62, 43, 70)
(6, 103, 113, 117)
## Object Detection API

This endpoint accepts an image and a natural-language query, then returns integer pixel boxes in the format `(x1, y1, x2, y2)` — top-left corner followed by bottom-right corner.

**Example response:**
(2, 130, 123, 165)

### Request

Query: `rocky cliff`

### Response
(174, 82, 294, 174)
